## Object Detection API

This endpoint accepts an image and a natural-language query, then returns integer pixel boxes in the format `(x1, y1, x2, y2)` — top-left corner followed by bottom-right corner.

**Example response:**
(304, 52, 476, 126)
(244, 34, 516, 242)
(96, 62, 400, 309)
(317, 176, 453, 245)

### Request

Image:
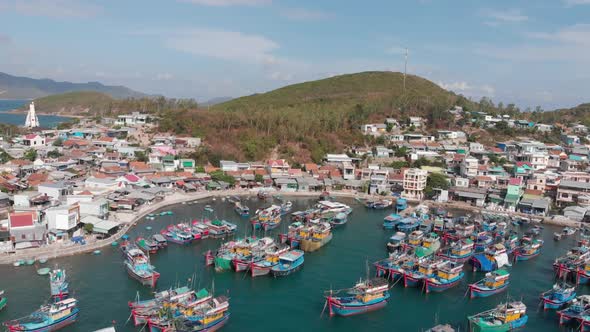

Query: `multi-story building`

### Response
(402, 168, 427, 200)
(556, 172, 590, 206)
(460, 156, 479, 178)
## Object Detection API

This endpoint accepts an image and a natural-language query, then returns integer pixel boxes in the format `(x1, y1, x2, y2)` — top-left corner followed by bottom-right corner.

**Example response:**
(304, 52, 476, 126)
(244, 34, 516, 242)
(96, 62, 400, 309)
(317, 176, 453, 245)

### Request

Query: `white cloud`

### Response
(164, 28, 279, 64)
(438, 81, 495, 97)
(179, 0, 271, 6)
(476, 24, 590, 63)
(0, 0, 102, 18)
(482, 9, 528, 26)
(281, 8, 330, 21)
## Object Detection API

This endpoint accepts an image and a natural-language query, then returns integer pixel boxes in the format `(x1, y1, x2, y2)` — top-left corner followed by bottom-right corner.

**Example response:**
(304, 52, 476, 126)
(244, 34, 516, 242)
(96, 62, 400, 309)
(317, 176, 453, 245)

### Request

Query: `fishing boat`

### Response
(250, 245, 290, 277)
(316, 201, 352, 215)
(251, 205, 282, 230)
(147, 295, 230, 332)
(4, 298, 79, 332)
(136, 237, 159, 254)
(232, 237, 275, 272)
(469, 269, 510, 298)
(396, 217, 422, 233)
(37, 268, 51, 276)
(257, 190, 271, 200)
(280, 201, 293, 214)
(329, 212, 348, 227)
(502, 232, 519, 255)
(426, 324, 455, 332)
(227, 195, 240, 204)
(25, 259, 35, 266)
(129, 286, 195, 309)
(403, 257, 441, 288)
(467, 301, 528, 332)
(540, 282, 576, 310)
(472, 231, 493, 252)
(373, 251, 414, 281)
(383, 213, 402, 230)
(557, 295, 590, 326)
(234, 202, 250, 217)
(213, 237, 258, 272)
(124, 247, 160, 288)
(437, 238, 474, 263)
(270, 250, 304, 277)
(324, 277, 390, 316)
(161, 226, 194, 245)
(513, 237, 543, 261)
(471, 244, 510, 272)
(554, 246, 590, 280)
(151, 234, 167, 248)
(299, 221, 333, 252)
(204, 205, 214, 213)
(0, 291, 6, 312)
(386, 232, 407, 252)
(395, 198, 407, 211)
(49, 269, 69, 300)
(423, 261, 464, 293)
(555, 227, 577, 241)
(203, 219, 237, 238)
(369, 199, 392, 210)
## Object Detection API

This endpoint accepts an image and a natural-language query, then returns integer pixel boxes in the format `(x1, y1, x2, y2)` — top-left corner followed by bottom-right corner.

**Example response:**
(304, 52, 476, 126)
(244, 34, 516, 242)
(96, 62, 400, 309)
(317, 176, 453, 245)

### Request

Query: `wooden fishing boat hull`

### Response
(424, 274, 464, 294)
(403, 273, 423, 288)
(469, 315, 527, 332)
(514, 250, 540, 261)
(232, 259, 250, 272)
(148, 312, 230, 332)
(300, 233, 333, 252)
(469, 283, 508, 298)
(125, 265, 160, 288)
(250, 264, 273, 277)
(542, 294, 576, 310)
(437, 252, 473, 263)
(326, 295, 389, 317)
(6, 308, 79, 332)
(271, 261, 303, 277)
(214, 257, 232, 271)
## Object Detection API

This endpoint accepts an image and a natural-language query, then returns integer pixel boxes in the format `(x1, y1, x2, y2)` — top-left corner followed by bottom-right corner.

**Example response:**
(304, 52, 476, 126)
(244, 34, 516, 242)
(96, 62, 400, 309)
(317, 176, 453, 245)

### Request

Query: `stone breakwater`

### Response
(0, 189, 577, 264)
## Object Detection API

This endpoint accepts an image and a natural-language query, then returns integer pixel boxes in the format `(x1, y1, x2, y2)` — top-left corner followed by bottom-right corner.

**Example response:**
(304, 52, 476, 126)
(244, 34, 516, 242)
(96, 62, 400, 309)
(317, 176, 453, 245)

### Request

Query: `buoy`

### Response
(93, 250, 102, 255)
(37, 267, 51, 276)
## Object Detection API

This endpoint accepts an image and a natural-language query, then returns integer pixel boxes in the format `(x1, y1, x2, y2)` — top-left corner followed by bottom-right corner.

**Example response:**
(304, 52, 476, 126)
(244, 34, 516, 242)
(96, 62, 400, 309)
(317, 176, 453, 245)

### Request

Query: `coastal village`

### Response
(1, 101, 590, 331)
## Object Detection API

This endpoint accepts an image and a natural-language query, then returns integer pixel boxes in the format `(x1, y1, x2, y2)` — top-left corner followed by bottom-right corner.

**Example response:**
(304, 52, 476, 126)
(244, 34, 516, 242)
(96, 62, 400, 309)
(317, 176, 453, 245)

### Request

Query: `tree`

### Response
(424, 172, 449, 199)
(195, 166, 206, 173)
(53, 138, 63, 147)
(24, 148, 37, 161)
(134, 151, 148, 162)
(255, 174, 264, 183)
(394, 146, 408, 157)
(47, 149, 62, 158)
(83, 223, 94, 234)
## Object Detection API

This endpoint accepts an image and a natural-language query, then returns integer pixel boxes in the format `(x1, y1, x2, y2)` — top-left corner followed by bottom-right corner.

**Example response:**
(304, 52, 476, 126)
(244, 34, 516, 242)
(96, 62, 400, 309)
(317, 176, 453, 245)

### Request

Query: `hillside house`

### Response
(361, 123, 387, 135)
(22, 134, 45, 147)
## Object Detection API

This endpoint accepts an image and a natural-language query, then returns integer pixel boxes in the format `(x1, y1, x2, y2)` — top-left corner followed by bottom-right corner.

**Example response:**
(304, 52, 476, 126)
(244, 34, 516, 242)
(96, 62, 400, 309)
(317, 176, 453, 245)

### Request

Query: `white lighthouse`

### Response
(24, 102, 40, 128)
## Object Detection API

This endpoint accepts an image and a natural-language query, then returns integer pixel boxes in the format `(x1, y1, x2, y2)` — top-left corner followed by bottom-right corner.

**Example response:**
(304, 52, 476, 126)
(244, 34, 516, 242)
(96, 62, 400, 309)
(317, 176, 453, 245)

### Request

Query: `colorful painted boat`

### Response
(469, 269, 510, 298)
(124, 247, 160, 288)
(151, 234, 167, 248)
(403, 257, 441, 288)
(557, 295, 590, 327)
(423, 261, 464, 293)
(383, 213, 402, 230)
(202, 219, 237, 238)
(468, 301, 528, 332)
(251, 205, 282, 230)
(250, 245, 290, 277)
(4, 298, 79, 332)
(472, 231, 493, 252)
(49, 269, 69, 301)
(396, 217, 422, 233)
(299, 221, 333, 252)
(325, 277, 390, 316)
(554, 246, 590, 280)
(386, 232, 407, 252)
(437, 238, 474, 263)
(160, 226, 193, 245)
(234, 201, 250, 217)
(329, 212, 348, 227)
(0, 291, 6, 312)
(514, 237, 543, 261)
(471, 244, 510, 272)
(270, 250, 304, 277)
(541, 282, 576, 310)
(136, 237, 159, 254)
(395, 198, 407, 211)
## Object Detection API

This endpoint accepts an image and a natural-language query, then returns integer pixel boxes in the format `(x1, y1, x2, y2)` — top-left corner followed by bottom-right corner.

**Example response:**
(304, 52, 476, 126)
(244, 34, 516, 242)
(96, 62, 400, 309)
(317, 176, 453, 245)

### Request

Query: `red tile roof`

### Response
(509, 178, 523, 186)
(9, 212, 36, 228)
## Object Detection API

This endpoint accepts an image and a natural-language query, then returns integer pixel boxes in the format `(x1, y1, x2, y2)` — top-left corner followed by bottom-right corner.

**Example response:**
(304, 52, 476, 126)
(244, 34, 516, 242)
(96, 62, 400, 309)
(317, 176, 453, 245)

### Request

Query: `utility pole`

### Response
(403, 48, 408, 94)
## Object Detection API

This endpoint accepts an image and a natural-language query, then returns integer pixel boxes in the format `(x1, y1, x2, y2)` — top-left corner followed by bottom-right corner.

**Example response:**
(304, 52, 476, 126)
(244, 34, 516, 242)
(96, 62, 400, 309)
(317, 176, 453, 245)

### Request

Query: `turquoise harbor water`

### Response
(0, 197, 581, 331)
(0, 100, 71, 128)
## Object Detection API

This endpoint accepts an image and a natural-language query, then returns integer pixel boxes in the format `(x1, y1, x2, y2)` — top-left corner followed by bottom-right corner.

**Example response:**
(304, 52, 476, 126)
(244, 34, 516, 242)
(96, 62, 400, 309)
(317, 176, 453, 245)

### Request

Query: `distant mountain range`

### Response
(0, 72, 146, 100)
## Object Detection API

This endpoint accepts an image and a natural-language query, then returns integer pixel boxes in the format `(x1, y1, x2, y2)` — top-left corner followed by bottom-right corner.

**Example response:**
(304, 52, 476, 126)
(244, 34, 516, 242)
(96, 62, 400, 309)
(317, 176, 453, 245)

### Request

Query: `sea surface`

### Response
(0, 197, 580, 331)
(0, 100, 71, 128)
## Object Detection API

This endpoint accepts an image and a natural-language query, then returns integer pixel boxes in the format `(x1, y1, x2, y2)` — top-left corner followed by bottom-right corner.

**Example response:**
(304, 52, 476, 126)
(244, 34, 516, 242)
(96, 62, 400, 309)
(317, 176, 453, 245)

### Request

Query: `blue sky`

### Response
(1, 0, 589, 109)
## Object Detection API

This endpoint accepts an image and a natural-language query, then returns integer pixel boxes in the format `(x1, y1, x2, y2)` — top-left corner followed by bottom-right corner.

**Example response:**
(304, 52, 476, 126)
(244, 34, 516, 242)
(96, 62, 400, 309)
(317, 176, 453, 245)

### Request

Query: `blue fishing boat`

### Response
(4, 298, 79, 332)
(383, 213, 401, 230)
(514, 237, 543, 261)
(541, 282, 576, 310)
(468, 301, 528, 332)
(325, 277, 390, 316)
(403, 257, 440, 288)
(396, 217, 422, 233)
(49, 269, 69, 301)
(386, 232, 407, 252)
(469, 269, 510, 298)
(280, 201, 293, 214)
(557, 295, 590, 327)
(423, 261, 464, 293)
(395, 198, 407, 211)
(0, 291, 6, 312)
(471, 244, 510, 272)
(124, 247, 160, 288)
(330, 212, 348, 227)
(373, 251, 413, 281)
(472, 231, 493, 252)
(234, 202, 250, 217)
(437, 238, 474, 263)
(270, 250, 304, 277)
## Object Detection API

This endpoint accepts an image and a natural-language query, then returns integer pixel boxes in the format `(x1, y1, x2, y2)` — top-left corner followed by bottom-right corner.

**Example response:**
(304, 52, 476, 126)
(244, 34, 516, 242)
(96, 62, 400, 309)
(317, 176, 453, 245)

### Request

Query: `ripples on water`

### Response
(0, 198, 579, 331)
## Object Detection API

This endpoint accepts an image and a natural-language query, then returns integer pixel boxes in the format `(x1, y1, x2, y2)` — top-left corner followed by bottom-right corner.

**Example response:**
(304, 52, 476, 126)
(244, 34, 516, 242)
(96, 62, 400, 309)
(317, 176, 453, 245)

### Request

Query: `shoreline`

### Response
(1, 110, 82, 119)
(0, 189, 579, 264)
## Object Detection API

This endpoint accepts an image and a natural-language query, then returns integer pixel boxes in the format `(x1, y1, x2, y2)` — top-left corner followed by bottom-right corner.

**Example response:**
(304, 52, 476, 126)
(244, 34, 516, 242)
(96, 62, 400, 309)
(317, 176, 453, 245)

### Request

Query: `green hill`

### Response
(531, 103, 590, 126)
(159, 71, 469, 163)
(30, 91, 115, 115)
